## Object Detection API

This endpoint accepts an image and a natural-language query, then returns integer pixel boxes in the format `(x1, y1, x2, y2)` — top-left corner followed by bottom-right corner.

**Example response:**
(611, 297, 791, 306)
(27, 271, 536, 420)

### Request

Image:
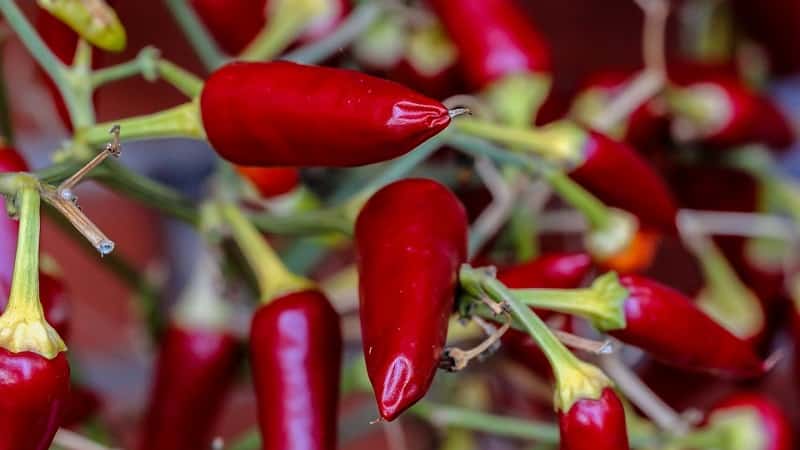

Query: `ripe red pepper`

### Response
(428, 0, 550, 90)
(611, 275, 768, 378)
(235, 166, 301, 199)
(200, 61, 453, 167)
(498, 253, 592, 378)
(559, 387, 630, 450)
(570, 70, 670, 148)
(140, 323, 241, 450)
(568, 130, 678, 233)
(190, 0, 349, 54)
(356, 179, 468, 420)
(250, 289, 342, 450)
(667, 72, 794, 150)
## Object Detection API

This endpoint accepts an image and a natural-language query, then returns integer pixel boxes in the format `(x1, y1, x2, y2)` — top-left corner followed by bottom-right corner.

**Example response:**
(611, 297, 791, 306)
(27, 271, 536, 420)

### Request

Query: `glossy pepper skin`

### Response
(428, 0, 550, 89)
(235, 166, 300, 199)
(0, 349, 70, 450)
(250, 289, 342, 450)
(201, 61, 452, 167)
(190, 0, 350, 54)
(558, 388, 630, 450)
(610, 275, 767, 378)
(706, 393, 792, 450)
(0, 148, 28, 282)
(498, 253, 592, 378)
(140, 323, 241, 450)
(569, 131, 678, 233)
(356, 179, 468, 420)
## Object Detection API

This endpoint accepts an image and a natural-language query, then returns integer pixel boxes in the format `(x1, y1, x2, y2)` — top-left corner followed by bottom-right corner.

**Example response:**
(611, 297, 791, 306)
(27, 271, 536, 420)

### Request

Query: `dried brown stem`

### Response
(552, 329, 613, 355)
(442, 316, 511, 371)
(41, 186, 114, 255)
(59, 125, 121, 199)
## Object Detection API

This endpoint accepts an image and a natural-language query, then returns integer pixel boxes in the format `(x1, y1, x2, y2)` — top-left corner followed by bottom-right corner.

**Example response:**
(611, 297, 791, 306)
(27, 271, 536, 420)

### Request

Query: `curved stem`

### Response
(156, 59, 204, 97)
(239, 0, 323, 61)
(77, 101, 204, 146)
(250, 208, 353, 236)
(284, 2, 382, 64)
(218, 201, 312, 302)
(164, 0, 227, 71)
(455, 118, 583, 162)
(5, 184, 43, 319)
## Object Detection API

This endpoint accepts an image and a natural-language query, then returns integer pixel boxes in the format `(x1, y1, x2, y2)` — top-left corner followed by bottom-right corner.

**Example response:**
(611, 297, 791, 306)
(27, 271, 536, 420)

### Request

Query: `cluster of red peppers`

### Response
(1, 0, 799, 449)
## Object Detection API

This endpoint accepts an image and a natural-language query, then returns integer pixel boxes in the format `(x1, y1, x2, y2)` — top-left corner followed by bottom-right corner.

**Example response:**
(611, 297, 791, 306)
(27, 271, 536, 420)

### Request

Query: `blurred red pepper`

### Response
(559, 387, 630, 450)
(190, 0, 349, 55)
(356, 178, 468, 420)
(0, 186, 70, 450)
(200, 61, 453, 167)
(498, 253, 592, 378)
(428, 0, 550, 90)
(140, 324, 241, 450)
(667, 73, 794, 150)
(235, 166, 301, 199)
(250, 289, 341, 450)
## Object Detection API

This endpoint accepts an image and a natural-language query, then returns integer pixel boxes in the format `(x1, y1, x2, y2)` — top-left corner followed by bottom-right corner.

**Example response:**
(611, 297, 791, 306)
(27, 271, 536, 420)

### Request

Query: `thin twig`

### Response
(443, 316, 511, 371)
(41, 186, 114, 255)
(58, 125, 121, 199)
(468, 158, 521, 257)
(598, 348, 690, 435)
(677, 209, 798, 241)
(635, 0, 669, 76)
(53, 428, 118, 450)
(552, 329, 613, 355)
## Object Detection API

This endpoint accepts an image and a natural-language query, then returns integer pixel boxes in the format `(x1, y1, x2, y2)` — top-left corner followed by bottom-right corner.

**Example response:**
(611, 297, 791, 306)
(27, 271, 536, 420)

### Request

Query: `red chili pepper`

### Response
(667, 72, 794, 150)
(140, 323, 241, 450)
(235, 166, 301, 199)
(559, 387, 630, 450)
(428, 0, 550, 90)
(612, 275, 768, 378)
(498, 253, 592, 378)
(570, 70, 670, 148)
(569, 131, 678, 233)
(250, 289, 342, 450)
(200, 61, 453, 167)
(706, 393, 792, 450)
(356, 178, 468, 420)
(190, 0, 349, 54)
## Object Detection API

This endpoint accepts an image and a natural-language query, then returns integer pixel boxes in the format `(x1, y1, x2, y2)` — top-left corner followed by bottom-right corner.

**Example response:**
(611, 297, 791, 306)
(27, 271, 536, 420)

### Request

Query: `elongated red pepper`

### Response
(201, 61, 453, 167)
(428, 0, 550, 90)
(0, 185, 69, 450)
(190, 0, 349, 54)
(250, 289, 341, 450)
(498, 253, 592, 377)
(570, 70, 670, 148)
(667, 73, 794, 150)
(559, 387, 630, 450)
(140, 324, 241, 450)
(356, 179, 467, 420)
(235, 166, 301, 199)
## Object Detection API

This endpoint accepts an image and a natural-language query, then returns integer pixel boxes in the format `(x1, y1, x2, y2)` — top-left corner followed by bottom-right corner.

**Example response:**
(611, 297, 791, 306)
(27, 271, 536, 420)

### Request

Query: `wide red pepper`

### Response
(498, 253, 592, 378)
(428, 0, 550, 90)
(356, 178, 468, 420)
(140, 324, 241, 450)
(0, 185, 70, 450)
(559, 387, 630, 450)
(190, 0, 349, 55)
(235, 166, 301, 199)
(250, 289, 342, 450)
(667, 73, 794, 150)
(200, 61, 453, 167)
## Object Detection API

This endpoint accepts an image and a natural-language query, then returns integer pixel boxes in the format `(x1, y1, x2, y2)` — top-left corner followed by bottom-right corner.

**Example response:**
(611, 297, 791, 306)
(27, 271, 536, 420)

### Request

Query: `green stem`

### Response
(447, 133, 611, 229)
(459, 265, 612, 411)
(250, 208, 353, 236)
(156, 60, 203, 97)
(90, 47, 159, 88)
(238, 1, 317, 61)
(6, 184, 42, 318)
(0, 0, 93, 128)
(78, 101, 204, 146)
(90, 161, 199, 225)
(0, 40, 14, 142)
(454, 119, 585, 163)
(218, 201, 312, 301)
(163, 0, 227, 71)
(411, 403, 560, 443)
(284, 2, 382, 64)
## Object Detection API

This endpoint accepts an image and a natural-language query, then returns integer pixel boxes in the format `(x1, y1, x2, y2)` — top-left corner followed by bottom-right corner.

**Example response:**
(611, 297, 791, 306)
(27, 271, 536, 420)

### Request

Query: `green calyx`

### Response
(0, 184, 66, 359)
(553, 359, 613, 412)
(37, 0, 126, 52)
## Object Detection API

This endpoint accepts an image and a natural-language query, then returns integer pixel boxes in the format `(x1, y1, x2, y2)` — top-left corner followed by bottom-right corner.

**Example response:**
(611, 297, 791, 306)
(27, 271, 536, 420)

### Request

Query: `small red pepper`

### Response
(200, 61, 453, 167)
(498, 253, 592, 378)
(0, 185, 70, 450)
(356, 178, 468, 420)
(428, 0, 550, 90)
(250, 289, 342, 450)
(559, 387, 630, 450)
(667, 72, 794, 150)
(190, 0, 349, 54)
(235, 166, 301, 199)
